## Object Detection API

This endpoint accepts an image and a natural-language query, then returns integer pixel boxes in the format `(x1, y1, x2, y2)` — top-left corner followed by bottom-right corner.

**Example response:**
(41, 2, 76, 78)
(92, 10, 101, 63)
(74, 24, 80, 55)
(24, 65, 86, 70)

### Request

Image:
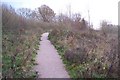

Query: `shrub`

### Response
(64, 47, 87, 64)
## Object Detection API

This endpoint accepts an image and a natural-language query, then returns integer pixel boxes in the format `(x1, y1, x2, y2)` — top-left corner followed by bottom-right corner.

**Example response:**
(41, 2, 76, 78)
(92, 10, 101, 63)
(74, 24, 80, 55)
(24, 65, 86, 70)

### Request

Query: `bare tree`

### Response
(38, 5, 55, 22)
(100, 20, 108, 27)
(72, 13, 81, 22)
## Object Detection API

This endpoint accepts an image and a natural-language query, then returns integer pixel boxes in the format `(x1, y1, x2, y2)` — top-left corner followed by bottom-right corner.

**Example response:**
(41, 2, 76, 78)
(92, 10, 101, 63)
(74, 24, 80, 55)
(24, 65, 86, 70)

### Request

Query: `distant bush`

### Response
(100, 21, 118, 34)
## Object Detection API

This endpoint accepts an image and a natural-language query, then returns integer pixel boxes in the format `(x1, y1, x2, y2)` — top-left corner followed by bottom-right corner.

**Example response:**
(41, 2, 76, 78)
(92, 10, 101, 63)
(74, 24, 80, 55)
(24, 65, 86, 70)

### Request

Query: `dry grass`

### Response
(2, 3, 118, 78)
(49, 25, 118, 78)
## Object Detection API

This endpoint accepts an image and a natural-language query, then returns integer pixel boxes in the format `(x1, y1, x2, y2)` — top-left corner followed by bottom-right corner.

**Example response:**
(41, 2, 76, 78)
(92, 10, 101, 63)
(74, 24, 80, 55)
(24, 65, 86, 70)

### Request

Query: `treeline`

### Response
(2, 3, 118, 78)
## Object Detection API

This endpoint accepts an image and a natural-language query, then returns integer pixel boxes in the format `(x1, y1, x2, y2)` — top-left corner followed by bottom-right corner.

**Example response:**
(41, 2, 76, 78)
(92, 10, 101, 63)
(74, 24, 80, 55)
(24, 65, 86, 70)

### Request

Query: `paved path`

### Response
(34, 32, 70, 78)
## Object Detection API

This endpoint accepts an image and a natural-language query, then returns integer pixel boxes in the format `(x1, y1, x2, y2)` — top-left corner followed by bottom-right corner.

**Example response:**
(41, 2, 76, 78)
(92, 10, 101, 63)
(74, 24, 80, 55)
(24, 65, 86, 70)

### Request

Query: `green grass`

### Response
(2, 29, 40, 78)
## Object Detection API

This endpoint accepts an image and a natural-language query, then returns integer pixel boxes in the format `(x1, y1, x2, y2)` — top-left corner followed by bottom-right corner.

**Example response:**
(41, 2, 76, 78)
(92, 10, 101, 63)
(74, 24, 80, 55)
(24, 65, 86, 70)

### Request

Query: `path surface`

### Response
(34, 32, 70, 78)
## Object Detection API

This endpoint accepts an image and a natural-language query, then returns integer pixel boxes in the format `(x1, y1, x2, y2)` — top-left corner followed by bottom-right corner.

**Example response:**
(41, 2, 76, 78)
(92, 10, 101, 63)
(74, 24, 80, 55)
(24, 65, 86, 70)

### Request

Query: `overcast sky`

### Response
(2, 0, 119, 29)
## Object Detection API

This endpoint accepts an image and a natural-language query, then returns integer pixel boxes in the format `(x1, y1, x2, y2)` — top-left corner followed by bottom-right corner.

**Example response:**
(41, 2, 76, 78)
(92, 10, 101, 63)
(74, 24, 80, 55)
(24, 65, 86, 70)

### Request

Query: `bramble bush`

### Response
(49, 23, 118, 78)
(2, 4, 42, 78)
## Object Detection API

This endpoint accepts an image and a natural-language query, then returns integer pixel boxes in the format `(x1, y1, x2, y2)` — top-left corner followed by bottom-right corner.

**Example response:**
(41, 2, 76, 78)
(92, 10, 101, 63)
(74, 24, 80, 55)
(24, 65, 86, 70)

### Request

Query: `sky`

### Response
(2, 0, 120, 29)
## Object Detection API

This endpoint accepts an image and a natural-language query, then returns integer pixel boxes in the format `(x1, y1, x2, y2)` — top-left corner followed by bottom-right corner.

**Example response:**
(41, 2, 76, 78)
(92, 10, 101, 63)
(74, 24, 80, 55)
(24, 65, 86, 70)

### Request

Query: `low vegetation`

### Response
(2, 4, 42, 78)
(2, 3, 118, 78)
(49, 20, 118, 78)
(2, 4, 55, 78)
